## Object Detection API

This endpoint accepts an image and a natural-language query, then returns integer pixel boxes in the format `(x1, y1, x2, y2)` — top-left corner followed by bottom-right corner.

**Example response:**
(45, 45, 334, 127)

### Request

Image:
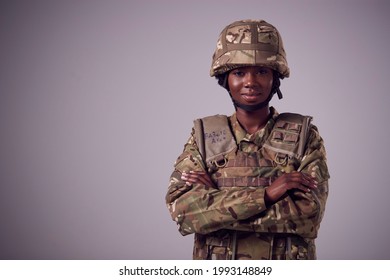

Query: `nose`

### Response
(244, 73, 256, 87)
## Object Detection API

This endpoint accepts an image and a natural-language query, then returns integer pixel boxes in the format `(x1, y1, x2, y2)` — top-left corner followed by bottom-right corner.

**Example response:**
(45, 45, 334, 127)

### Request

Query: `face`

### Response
(227, 66, 274, 106)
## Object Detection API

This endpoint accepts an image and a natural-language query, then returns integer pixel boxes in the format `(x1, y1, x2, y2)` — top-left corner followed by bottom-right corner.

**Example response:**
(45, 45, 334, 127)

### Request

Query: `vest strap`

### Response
(193, 115, 236, 163)
(194, 112, 312, 166)
(216, 176, 276, 188)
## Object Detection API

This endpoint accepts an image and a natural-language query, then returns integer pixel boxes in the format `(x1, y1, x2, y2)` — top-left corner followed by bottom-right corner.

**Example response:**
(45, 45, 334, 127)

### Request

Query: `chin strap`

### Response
(276, 87, 283, 99)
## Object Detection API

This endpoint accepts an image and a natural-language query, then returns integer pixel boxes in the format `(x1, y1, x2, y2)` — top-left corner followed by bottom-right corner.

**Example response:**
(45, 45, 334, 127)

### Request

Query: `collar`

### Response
(230, 107, 279, 146)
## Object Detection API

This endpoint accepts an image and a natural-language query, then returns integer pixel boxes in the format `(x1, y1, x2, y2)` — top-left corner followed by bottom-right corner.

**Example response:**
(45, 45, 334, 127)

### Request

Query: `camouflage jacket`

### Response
(166, 108, 329, 259)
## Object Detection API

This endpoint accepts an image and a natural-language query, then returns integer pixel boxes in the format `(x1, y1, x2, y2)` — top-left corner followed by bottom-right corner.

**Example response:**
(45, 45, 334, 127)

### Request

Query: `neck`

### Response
(235, 106, 271, 134)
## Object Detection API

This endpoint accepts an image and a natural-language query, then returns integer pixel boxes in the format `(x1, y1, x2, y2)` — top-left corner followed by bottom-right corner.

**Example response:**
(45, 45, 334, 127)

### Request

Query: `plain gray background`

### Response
(1, 0, 389, 260)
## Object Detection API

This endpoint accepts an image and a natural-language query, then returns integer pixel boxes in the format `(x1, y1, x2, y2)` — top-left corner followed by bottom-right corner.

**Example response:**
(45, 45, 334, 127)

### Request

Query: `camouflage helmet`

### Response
(210, 19, 290, 78)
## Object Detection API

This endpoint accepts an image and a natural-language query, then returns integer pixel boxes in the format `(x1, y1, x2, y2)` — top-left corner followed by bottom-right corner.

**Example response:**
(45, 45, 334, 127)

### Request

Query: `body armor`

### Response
(192, 113, 315, 260)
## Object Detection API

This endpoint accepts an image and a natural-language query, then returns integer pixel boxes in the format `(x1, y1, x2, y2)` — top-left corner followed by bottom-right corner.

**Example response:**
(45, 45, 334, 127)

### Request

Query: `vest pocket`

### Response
(193, 231, 233, 260)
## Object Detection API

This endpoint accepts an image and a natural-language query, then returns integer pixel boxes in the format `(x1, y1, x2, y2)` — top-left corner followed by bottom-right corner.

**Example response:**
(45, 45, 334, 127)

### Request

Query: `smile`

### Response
(241, 92, 261, 102)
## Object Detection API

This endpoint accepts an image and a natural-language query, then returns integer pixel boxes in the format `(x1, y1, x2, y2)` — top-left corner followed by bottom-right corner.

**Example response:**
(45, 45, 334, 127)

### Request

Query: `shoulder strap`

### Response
(263, 112, 313, 160)
(194, 112, 312, 165)
(193, 115, 236, 164)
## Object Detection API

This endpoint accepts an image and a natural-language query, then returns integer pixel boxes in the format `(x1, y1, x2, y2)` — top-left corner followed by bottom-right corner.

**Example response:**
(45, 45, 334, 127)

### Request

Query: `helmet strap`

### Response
(276, 87, 283, 99)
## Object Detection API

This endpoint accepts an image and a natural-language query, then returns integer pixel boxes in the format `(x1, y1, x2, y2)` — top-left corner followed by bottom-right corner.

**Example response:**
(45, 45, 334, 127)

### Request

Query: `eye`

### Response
(256, 68, 269, 75)
(232, 70, 245, 77)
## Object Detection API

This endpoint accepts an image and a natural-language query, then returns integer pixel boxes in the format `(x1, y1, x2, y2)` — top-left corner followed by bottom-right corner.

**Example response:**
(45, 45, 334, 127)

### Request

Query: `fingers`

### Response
(181, 171, 215, 188)
(291, 182, 313, 193)
(267, 171, 318, 204)
(182, 171, 209, 187)
(284, 171, 317, 191)
(181, 172, 200, 185)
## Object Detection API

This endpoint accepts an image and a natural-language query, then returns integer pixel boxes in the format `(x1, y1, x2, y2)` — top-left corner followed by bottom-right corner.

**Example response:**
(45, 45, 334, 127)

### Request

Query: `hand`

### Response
(265, 171, 317, 206)
(181, 171, 217, 188)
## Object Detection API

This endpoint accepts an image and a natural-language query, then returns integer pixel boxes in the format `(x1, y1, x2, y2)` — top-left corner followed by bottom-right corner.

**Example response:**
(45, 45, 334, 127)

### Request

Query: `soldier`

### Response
(166, 19, 329, 260)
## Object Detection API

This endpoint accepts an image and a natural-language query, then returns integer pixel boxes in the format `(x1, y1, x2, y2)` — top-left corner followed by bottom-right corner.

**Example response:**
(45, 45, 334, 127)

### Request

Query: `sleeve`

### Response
(165, 128, 268, 236)
(225, 124, 330, 238)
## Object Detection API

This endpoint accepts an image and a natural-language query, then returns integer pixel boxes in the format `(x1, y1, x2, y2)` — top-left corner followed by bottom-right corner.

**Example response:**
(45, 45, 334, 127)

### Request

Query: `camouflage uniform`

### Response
(166, 20, 329, 260)
(166, 108, 329, 259)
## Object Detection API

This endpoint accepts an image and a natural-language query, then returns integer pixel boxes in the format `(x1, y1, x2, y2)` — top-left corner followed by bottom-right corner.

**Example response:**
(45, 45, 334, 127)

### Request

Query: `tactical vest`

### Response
(192, 113, 315, 260)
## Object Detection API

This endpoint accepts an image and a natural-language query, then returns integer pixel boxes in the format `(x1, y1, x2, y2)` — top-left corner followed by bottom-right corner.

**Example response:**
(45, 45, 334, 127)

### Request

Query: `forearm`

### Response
(166, 170, 267, 235)
(224, 180, 328, 238)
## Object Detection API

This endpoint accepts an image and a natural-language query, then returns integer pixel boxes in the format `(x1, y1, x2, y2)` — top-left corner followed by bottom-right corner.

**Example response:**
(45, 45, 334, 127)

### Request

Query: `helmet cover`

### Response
(210, 19, 290, 78)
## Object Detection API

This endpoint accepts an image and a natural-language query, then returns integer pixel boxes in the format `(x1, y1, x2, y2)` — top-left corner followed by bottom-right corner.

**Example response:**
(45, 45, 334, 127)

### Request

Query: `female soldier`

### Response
(166, 19, 329, 260)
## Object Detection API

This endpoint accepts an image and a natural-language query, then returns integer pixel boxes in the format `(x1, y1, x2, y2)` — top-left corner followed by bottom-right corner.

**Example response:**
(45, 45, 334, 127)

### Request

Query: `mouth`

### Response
(241, 92, 261, 102)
